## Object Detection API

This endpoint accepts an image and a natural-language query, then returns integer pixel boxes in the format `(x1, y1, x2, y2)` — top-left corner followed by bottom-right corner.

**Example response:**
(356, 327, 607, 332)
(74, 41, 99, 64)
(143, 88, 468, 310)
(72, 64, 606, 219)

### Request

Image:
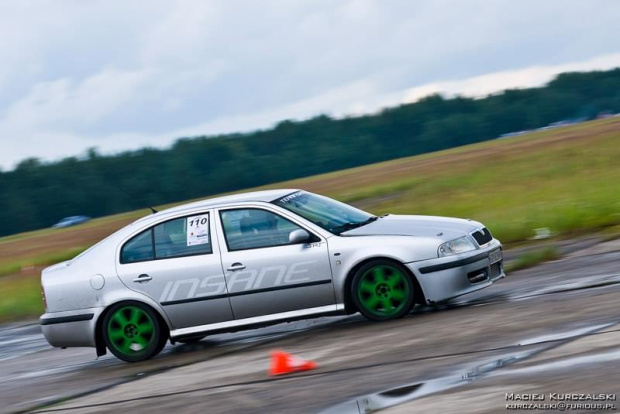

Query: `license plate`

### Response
(489, 249, 502, 264)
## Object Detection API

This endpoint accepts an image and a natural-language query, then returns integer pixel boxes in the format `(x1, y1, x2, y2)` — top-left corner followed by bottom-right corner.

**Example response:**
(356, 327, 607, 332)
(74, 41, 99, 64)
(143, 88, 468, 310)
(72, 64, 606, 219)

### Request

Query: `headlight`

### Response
(438, 236, 476, 257)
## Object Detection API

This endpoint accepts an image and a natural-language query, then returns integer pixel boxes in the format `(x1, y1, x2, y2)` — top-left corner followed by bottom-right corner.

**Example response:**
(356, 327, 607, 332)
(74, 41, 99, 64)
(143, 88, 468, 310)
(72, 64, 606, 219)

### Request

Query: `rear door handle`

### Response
(133, 274, 152, 283)
(227, 263, 246, 271)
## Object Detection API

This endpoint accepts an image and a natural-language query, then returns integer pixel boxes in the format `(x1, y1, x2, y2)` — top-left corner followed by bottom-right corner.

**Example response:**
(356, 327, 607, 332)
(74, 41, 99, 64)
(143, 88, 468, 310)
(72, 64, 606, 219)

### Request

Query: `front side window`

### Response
(272, 191, 375, 234)
(120, 213, 212, 264)
(220, 208, 303, 251)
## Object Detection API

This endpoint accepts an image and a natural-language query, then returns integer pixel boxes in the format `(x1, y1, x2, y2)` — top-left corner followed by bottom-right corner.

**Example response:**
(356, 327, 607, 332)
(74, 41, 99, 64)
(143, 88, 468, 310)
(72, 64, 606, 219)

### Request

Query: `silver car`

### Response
(40, 190, 504, 362)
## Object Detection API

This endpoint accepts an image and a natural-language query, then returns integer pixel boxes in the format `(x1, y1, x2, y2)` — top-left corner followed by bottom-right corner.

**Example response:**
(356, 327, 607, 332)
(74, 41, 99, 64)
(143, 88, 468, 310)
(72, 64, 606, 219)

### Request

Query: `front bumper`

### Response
(406, 240, 505, 304)
(40, 307, 104, 348)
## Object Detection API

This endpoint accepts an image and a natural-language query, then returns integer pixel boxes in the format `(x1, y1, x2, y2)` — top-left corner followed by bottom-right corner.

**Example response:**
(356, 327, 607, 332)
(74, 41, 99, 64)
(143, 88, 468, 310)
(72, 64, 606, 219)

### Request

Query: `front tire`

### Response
(351, 260, 415, 321)
(103, 302, 167, 362)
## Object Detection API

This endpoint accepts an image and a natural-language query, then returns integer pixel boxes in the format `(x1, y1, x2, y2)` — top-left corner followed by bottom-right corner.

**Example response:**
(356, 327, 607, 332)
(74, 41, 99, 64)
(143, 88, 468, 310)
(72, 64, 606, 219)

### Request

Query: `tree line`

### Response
(2, 68, 620, 236)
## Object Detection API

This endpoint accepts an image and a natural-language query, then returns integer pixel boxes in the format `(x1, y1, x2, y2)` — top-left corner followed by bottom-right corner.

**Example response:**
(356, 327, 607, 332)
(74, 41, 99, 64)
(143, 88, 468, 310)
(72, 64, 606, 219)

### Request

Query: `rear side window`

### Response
(154, 215, 212, 259)
(121, 229, 154, 263)
(120, 213, 212, 264)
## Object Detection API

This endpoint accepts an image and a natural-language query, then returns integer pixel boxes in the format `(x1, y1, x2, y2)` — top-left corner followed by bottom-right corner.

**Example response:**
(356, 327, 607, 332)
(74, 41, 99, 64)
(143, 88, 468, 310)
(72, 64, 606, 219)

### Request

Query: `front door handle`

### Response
(227, 263, 246, 271)
(133, 274, 152, 283)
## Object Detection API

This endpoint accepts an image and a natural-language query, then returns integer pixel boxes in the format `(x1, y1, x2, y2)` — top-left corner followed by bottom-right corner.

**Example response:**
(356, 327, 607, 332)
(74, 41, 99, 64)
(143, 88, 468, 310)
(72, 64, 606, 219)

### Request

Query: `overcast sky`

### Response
(1, 0, 620, 170)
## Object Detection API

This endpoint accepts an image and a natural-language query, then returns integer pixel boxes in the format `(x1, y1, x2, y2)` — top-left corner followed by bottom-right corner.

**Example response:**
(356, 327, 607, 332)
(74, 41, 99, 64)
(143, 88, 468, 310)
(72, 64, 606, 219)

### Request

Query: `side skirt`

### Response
(170, 304, 345, 339)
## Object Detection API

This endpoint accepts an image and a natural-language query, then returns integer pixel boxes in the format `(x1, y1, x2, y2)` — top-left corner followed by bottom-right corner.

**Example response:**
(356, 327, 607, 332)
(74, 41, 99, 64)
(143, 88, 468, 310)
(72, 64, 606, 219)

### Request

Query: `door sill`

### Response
(170, 304, 345, 339)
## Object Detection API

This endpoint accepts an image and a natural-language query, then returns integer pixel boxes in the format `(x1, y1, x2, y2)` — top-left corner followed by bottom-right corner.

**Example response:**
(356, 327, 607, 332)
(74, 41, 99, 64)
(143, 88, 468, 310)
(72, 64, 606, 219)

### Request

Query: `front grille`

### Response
(472, 227, 493, 246)
(489, 261, 502, 278)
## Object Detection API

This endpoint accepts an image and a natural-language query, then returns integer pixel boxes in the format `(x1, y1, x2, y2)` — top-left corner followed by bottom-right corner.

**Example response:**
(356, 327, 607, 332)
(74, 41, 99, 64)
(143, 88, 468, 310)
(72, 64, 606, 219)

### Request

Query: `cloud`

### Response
(402, 53, 620, 103)
(5, 69, 152, 130)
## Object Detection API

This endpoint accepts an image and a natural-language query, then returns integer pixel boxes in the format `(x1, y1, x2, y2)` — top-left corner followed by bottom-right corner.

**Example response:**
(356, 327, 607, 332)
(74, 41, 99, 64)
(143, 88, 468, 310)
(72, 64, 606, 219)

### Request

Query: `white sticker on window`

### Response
(186, 214, 210, 246)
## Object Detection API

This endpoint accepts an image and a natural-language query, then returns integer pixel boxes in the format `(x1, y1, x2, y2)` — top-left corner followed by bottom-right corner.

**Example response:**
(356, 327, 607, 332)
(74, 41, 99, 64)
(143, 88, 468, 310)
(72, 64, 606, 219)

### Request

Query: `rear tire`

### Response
(102, 301, 167, 362)
(351, 260, 415, 321)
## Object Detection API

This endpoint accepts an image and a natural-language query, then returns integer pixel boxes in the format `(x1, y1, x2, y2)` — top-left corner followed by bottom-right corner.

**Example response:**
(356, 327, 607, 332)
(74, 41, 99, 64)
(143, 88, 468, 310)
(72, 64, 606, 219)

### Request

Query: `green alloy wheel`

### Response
(352, 260, 415, 321)
(103, 302, 167, 362)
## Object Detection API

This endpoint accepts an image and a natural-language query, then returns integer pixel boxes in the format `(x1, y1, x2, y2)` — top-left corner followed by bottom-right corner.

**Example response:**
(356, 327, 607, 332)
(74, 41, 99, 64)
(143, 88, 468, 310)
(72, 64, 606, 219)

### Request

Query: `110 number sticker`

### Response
(186, 214, 209, 246)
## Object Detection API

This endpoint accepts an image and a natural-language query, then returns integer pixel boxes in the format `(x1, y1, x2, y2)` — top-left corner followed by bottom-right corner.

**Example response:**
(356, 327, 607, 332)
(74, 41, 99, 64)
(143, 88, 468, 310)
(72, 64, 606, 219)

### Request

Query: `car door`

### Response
(116, 211, 234, 329)
(216, 206, 336, 320)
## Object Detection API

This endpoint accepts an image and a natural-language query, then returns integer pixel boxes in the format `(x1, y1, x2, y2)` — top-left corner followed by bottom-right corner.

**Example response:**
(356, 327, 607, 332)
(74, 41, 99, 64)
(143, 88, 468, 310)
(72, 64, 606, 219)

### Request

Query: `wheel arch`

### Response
(94, 299, 170, 357)
(342, 256, 425, 314)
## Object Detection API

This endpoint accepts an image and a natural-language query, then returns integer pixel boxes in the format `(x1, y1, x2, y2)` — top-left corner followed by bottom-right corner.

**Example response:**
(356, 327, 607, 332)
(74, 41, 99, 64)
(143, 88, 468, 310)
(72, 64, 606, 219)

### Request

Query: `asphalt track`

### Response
(1, 239, 619, 413)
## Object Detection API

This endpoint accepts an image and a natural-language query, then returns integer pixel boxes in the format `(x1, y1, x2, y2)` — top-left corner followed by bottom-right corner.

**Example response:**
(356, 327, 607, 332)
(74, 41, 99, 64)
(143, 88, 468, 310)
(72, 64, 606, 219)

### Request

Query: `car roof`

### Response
(133, 189, 299, 225)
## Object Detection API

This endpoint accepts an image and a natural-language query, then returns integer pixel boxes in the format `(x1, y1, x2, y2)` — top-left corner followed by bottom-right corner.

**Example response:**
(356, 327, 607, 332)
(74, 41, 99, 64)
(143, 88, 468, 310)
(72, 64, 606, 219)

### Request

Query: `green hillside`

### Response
(3, 68, 620, 237)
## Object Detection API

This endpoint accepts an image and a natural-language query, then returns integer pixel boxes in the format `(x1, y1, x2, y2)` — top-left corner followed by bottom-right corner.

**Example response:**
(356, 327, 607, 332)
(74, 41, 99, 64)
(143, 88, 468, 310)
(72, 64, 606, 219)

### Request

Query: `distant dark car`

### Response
(52, 216, 91, 228)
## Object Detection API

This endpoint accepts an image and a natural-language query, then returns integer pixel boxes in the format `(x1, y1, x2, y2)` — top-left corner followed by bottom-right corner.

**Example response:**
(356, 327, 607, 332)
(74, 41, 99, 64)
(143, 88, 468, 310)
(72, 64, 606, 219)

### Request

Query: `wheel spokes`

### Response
(381, 298, 393, 313)
(362, 296, 381, 310)
(116, 337, 129, 351)
(390, 288, 406, 301)
(138, 321, 154, 335)
(360, 280, 376, 293)
(385, 274, 400, 288)
(112, 311, 129, 326)
(109, 328, 125, 341)
(128, 308, 141, 325)
(371, 266, 386, 281)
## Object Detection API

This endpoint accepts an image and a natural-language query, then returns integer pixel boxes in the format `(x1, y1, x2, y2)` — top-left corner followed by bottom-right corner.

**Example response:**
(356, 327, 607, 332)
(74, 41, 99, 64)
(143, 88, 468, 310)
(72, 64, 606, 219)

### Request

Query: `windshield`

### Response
(272, 191, 376, 235)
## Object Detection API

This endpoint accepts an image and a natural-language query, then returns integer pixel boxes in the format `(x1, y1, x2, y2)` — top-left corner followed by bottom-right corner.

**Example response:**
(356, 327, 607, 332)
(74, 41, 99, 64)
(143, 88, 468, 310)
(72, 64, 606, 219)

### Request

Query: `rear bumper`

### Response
(40, 307, 103, 348)
(406, 240, 505, 304)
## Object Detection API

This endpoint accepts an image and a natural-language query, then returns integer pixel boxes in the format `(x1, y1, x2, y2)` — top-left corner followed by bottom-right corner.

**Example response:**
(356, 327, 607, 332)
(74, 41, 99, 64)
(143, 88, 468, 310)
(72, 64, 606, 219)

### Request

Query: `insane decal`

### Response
(159, 260, 318, 302)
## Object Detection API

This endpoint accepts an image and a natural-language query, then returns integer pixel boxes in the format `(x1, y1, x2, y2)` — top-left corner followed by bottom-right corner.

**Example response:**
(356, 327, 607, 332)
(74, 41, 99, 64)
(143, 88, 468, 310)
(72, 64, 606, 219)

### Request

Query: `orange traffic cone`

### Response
(269, 350, 318, 376)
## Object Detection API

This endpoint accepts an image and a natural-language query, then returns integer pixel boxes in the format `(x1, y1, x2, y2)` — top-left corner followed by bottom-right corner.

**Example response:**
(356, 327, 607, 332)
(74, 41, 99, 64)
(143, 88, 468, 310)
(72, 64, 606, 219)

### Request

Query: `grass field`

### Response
(0, 274, 42, 321)
(1, 117, 619, 322)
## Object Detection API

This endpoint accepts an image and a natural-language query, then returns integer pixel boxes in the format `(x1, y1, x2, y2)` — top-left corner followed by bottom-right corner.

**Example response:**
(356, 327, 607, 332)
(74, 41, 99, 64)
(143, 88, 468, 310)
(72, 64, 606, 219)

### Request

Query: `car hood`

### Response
(341, 214, 481, 242)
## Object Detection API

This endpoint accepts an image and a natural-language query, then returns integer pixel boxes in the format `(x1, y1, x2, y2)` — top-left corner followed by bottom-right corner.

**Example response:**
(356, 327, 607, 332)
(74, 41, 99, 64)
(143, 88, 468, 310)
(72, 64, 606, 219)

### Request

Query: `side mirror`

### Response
(289, 229, 311, 244)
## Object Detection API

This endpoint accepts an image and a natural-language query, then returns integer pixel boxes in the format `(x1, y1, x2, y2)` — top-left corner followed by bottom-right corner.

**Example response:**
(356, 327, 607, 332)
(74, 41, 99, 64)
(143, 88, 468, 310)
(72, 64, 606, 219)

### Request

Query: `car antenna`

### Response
(117, 185, 158, 214)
